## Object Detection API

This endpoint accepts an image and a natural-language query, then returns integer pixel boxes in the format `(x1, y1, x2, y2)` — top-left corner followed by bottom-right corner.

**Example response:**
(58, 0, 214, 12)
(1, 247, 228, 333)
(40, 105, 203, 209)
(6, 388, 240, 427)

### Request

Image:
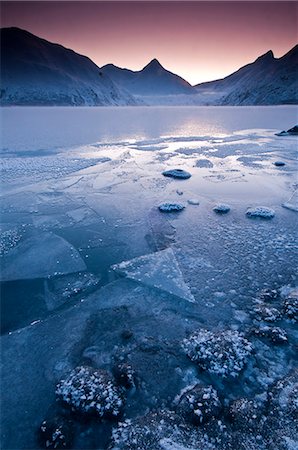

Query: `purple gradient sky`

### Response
(1, 1, 298, 84)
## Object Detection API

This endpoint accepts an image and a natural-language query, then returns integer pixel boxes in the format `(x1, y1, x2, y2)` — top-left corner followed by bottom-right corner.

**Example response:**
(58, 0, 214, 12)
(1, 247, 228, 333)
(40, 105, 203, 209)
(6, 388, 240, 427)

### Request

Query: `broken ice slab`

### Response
(111, 248, 195, 303)
(0, 231, 86, 282)
(44, 272, 101, 311)
(282, 190, 298, 212)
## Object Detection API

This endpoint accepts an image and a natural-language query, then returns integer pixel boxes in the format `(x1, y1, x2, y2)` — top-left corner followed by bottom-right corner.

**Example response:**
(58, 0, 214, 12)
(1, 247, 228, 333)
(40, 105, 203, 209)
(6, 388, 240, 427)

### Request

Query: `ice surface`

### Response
(111, 248, 195, 302)
(0, 232, 86, 281)
(1, 106, 298, 449)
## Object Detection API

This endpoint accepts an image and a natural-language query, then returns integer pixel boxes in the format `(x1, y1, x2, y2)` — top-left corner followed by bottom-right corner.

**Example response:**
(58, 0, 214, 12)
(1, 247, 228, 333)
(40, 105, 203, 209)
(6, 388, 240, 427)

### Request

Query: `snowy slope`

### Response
(100, 59, 196, 96)
(0, 27, 139, 106)
(195, 46, 298, 105)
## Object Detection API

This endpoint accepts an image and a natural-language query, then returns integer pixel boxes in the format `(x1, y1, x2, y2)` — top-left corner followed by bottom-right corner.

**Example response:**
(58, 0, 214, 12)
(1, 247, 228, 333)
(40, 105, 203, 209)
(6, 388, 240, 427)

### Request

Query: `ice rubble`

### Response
(111, 248, 195, 303)
(251, 326, 288, 344)
(228, 398, 262, 433)
(110, 410, 210, 450)
(246, 207, 275, 219)
(0, 232, 86, 282)
(56, 366, 124, 418)
(159, 203, 185, 212)
(182, 330, 252, 378)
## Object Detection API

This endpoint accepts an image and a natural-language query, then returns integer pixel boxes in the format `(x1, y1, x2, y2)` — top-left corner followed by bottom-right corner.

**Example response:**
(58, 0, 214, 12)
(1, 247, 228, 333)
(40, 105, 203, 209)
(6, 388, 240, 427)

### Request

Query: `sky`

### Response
(1, 1, 298, 84)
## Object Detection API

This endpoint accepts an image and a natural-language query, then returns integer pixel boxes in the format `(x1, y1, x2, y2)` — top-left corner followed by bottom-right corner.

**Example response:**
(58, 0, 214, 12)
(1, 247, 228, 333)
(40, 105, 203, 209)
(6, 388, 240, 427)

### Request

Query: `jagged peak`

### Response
(142, 58, 164, 71)
(255, 50, 275, 63)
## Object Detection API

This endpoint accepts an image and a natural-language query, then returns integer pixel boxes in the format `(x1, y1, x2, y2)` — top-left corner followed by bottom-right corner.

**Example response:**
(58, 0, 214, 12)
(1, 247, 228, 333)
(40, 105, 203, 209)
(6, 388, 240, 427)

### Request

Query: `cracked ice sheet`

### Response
(0, 277, 203, 450)
(0, 231, 86, 282)
(111, 248, 195, 303)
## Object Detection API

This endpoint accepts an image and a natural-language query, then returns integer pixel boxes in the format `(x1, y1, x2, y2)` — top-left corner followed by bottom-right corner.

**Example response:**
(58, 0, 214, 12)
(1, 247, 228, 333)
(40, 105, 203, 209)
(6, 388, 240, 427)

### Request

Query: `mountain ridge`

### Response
(0, 27, 139, 106)
(1, 27, 297, 106)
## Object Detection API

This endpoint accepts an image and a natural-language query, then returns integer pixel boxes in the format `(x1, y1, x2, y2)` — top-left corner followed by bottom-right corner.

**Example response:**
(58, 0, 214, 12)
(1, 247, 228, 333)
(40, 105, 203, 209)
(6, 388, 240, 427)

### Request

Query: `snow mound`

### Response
(213, 204, 231, 214)
(112, 248, 195, 303)
(162, 169, 191, 180)
(0, 232, 86, 282)
(246, 207, 275, 219)
(159, 203, 185, 212)
(56, 366, 123, 418)
(182, 330, 252, 378)
(176, 384, 221, 424)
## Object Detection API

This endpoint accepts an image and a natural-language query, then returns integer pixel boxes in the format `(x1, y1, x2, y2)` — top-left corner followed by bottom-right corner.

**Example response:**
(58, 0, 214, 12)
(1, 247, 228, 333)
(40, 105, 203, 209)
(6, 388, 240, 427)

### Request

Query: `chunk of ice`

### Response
(0, 232, 86, 281)
(111, 248, 195, 303)
(162, 169, 191, 179)
(213, 204, 231, 214)
(159, 203, 185, 212)
(187, 199, 200, 206)
(246, 207, 275, 219)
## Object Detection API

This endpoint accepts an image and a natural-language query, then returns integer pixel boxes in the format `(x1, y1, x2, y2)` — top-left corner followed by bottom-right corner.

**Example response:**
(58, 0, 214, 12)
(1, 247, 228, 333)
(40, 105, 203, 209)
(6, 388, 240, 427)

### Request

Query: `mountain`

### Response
(100, 59, 196, 96)
(0, 27, 139, 106)
(195, 45, 298, 105)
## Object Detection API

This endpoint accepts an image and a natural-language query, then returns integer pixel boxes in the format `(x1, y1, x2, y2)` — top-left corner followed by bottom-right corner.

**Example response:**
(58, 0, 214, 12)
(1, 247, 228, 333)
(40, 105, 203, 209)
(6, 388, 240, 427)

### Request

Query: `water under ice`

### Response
(1, 106, 298, 450)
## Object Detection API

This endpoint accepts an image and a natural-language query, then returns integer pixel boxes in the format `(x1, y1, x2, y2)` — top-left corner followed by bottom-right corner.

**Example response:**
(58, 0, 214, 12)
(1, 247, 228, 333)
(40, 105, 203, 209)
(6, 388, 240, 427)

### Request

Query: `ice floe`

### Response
(111, 248, 195, 302)
(0, 232, 86, 281)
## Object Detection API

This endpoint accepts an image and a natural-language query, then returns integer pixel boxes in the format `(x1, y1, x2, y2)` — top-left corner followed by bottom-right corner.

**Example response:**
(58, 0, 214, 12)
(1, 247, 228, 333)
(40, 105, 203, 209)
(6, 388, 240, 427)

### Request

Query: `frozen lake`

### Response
(1, 106, 298, 449)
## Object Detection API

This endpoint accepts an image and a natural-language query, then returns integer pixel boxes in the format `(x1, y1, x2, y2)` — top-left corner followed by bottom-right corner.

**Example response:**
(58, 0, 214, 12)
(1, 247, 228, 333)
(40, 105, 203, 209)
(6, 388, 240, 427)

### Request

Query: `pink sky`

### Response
(1, 1, 297, 84)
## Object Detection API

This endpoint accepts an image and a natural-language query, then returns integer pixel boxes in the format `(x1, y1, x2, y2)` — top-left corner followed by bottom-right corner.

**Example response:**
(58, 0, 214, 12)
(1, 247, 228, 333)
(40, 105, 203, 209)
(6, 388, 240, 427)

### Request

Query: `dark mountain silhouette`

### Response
(0, 27, 138, 106)
(195, 45, 298, 105)
(100, 59, 195, 96)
